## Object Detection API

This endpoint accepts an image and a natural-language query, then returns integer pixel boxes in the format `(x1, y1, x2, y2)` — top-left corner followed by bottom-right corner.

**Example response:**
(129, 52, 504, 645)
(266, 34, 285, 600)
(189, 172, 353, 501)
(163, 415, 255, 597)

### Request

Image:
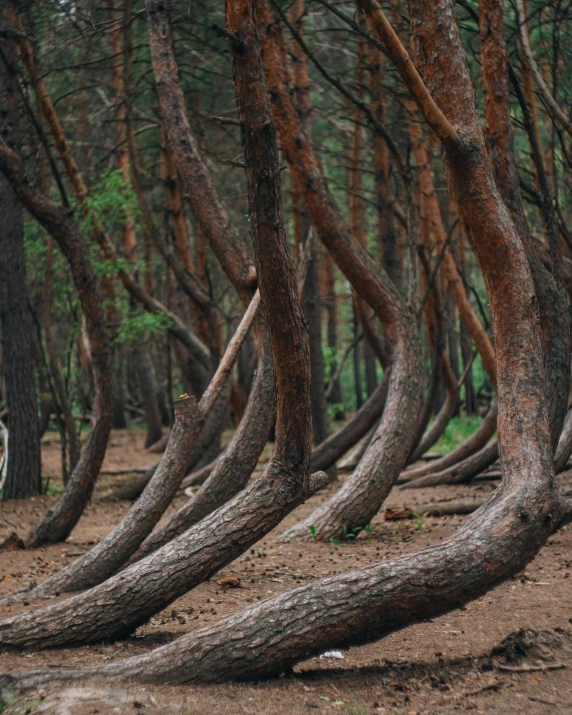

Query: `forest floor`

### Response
(0, 427, 571, 715)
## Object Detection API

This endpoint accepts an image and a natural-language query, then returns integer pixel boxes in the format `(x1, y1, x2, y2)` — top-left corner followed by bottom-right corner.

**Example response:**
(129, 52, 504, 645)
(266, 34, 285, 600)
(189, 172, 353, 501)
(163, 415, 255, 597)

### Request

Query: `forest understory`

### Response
(1, 429, 571, 715)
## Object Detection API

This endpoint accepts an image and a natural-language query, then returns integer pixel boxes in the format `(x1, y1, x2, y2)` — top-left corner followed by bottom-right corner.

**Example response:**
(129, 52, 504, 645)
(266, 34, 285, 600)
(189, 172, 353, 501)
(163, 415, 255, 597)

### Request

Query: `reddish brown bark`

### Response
(146, 3, 256, 305)
(479, 0, 570, 444)
(0, 0, 568, 685)
(257, 0, 422, 540)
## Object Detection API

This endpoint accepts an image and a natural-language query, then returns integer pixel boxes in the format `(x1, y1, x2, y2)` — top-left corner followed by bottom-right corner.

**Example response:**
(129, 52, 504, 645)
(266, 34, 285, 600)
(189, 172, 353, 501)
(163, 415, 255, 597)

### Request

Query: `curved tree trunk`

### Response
(400, 400, 498, 482)
(257, 0, 423, 541)
(0, 0, 568, 685)
(401, 440, 499, 490)
(130, 321, 275, 561)
(0, 143, 113, 547)
(0, 0, 327, 648)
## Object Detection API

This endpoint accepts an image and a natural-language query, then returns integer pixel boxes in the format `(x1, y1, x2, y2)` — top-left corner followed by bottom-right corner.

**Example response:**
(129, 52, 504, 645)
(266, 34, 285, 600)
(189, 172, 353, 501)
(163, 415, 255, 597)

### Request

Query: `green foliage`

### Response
(431, 414, 486, 455)
(115, 311, 173, 344)
(327, 402, 344, 417)
(81, 169, 141, 230)
(413, 511, 427, 531)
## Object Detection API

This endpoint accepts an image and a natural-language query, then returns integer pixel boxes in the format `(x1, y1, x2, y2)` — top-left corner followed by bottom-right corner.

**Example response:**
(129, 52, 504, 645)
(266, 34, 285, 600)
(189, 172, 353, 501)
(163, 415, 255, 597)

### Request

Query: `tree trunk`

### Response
(131, 320, 275, 560)
(0, 0, 42, 500)
(132, 341, 163, 449)
(0, 144, 113, 546)
(257, 0, 422, 541)
(323, 252, 344, 417)
(0, 0, 327, 646)
(479, 0, 570, 445)
(289, 0, 330, 446)
(0, 0, 568, 683)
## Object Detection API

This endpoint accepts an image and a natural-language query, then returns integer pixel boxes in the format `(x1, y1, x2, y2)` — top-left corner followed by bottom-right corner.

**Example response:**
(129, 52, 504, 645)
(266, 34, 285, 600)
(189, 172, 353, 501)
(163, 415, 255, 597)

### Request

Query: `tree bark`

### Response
(257, 0, 423, 540)
(0, 0, 568, 684)
(130, 320, 275, 560)
(401, 400, 498, 482)
(479, 0, 570, 445)
(289, 0, 330, 446)
(0, 0, 327, 647)
(0, 142, 113, 546)
(0, 0, 42, 500)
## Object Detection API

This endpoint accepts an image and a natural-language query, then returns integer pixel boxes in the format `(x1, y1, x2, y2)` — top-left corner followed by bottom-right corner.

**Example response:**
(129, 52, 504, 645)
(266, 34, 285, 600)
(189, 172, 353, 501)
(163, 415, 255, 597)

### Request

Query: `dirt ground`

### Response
(0, 428, 571, 714)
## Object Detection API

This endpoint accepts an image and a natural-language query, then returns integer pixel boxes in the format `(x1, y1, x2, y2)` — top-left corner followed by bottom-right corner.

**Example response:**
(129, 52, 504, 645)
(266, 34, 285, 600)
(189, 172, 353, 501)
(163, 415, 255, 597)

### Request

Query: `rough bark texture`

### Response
(0, 0, 327, 648)
(479, 0, 570, 445)
(0, 142, 113, 546)
(131, 322, 275, 560)
(405, 97, 497, 388)
(0, 0, 567, 685)
(0, 1, 42, 500)
(257, 0, 423, 540)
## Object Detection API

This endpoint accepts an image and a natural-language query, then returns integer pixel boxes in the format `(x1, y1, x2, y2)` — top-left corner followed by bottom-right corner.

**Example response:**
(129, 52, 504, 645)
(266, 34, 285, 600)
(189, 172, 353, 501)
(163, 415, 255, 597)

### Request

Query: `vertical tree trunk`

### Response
(0, 143, 114, 545)
(323, 252, 344, 418)
(289, 0, 330, 445)
(0, 0, 42, 500)
(42, 235, 81, 475)
(479, 0, 570, 443)
(369, 43, 400, 287)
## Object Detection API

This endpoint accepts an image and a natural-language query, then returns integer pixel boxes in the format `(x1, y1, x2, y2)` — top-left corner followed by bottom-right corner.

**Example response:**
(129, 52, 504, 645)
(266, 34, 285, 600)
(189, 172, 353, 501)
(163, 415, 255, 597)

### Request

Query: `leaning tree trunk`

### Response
(257, 0, 423, 541)
(401, 439, 499, 490)
(0, 0, 568, 686)
(0, 0, 327, 648)
(0, 142, 113, 546)
(130, 319, 275, 561)
(0, 291, 261, 602)
(400, 399, 498, 481)
(0, 1, 42, 500)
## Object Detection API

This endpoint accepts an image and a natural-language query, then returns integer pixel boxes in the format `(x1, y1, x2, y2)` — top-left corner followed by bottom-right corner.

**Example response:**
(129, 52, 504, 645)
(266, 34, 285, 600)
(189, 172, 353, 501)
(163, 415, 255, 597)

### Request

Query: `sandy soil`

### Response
(0, 428, 571, 714)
